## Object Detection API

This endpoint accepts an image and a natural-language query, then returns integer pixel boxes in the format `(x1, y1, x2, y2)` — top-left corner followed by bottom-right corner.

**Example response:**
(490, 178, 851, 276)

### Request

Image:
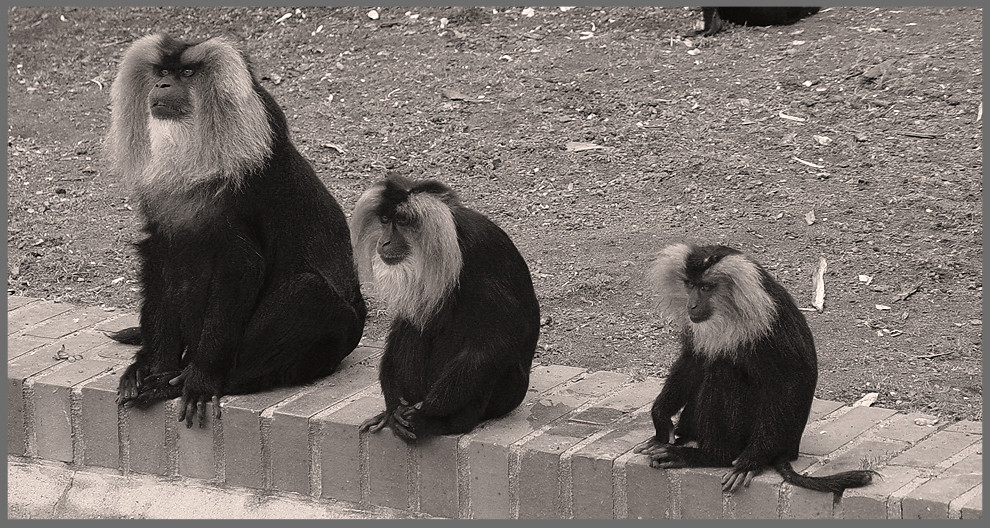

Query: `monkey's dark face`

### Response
(138, 37, 207, 121)
(148, 57, 199, 121)
(682, 245, 738, 323)
(685, 281, 717, 323)
(376, 210, 416, 265)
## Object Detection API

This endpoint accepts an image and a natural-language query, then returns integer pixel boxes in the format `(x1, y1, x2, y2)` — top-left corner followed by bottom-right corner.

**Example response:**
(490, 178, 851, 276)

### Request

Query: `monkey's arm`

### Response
(118, 236, 184, 404)
(637, 349, 702, 455)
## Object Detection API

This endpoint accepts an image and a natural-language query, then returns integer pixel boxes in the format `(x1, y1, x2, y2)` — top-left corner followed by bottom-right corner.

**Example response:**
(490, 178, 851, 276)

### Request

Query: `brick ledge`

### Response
(6, 296, 983, 519)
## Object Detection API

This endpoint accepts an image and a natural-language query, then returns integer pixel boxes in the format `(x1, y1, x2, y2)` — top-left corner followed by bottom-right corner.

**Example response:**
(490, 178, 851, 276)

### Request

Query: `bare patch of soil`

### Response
(7, 6, 982, 421)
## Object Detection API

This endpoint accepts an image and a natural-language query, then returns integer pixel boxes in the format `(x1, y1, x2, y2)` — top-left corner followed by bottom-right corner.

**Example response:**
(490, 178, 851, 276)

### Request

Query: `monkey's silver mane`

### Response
(105, 34, 272, 204)
(647, 243, 778, 358)
(351, 183, 462, 329)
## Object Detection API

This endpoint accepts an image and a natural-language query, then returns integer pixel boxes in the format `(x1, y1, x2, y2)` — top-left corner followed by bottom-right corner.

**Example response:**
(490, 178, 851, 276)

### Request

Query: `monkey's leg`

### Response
(403, 347, 500, 439)
(722, 381, 807, 492)
(227, 271, 362, 392)
(173, 236, 266, 427)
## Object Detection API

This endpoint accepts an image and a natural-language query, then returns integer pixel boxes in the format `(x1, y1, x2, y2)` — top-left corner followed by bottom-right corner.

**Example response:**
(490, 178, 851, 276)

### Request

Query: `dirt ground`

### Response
(6, 6, 982, 422)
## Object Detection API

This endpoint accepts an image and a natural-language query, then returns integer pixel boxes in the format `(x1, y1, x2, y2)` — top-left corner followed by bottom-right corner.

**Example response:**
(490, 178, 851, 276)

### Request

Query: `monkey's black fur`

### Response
(640, 244, 878, 493)
(357, 176, 540, 441)
(108, 36, 366, 423)
(700, 7, 820, 36)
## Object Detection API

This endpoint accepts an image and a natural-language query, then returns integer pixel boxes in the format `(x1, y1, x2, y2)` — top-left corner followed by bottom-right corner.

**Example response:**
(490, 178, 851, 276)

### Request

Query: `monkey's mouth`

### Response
(150, 103, 190, 121)
(689, 313, 710, 324)
(378, 254, 405, 266)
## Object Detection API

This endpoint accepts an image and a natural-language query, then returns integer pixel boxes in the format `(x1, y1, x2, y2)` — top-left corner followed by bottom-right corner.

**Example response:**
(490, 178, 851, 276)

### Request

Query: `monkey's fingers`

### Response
(390, 421, 417, 442)
(398, 401, 421, 419)
(135, 365, 151, 390)
(648, 448, 686, 469)
(197, 398, 208, 428)
(359, 412, 388, 433)
(635, 438, 669, 456)
(169, 371, 188, 386)
(721, 469, 758, 493)
(178, 396, 196, 428)
(721, 470, 743, 493)
(392, 407, 413, 429)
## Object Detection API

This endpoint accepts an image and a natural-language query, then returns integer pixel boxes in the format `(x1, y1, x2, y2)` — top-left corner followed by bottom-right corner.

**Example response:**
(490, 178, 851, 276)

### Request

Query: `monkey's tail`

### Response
(773, 459, 880, 493)
(105, 327, 142, 345)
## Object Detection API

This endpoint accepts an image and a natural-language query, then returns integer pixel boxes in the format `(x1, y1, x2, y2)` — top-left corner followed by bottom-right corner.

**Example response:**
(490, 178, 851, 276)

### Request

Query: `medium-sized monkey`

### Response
(351, 174, 540, 442)
(105, 34, 366, 427)
(697, 7, 821, 37)
(636, 244, 878, 493)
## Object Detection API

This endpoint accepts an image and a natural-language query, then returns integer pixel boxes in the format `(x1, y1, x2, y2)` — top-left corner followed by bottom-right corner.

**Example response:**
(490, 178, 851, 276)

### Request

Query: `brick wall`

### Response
(6, 296, 983, 519)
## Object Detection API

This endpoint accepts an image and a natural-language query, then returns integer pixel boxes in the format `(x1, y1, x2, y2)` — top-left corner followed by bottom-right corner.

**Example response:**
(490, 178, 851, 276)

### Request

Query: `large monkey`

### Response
(105, 34, 366, 426)
(697, 7, 820, 37)
(350, 175, 540, 441)
(636, 244, 878, 493)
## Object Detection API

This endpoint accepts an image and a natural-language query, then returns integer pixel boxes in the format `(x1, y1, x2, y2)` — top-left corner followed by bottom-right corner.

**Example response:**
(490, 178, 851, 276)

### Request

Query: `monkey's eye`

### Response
(181, 68, 195, 77)
(700, 283, 716, 292)
(379, 215, 391, 224)
(157, 69, 170, 77)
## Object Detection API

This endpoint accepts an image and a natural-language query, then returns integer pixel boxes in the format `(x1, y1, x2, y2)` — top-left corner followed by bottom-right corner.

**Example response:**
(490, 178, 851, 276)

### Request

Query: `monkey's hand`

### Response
(635, 435, 672, 457)
(388, 398, 423, 442)
(721, 458, 764, 493)
(169, 365, 222, 429)
(644, 445, 689, 469)
(117, 361, 152, 404)
(359, 411, 389, 434)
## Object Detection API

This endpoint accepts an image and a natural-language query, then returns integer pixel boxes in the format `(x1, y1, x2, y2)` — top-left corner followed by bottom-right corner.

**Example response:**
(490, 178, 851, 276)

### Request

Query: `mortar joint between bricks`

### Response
(164, 399, 180, 477)
(721, 484, 733, 518)
(507, 446, 522, 518)
(406, 441, 419, 512)
(260, 415, 274, 489)
(934, 440, 983, 470)
(556, 431, 603, 516)
(887, 473, 934, 519)
(455, 432, 476, 518)
(69, 387, 86, 466)
(213, 404, 225, 484)
(358, 428, 372, 506)
(612, 448, 638, 518)
(947, 484, 981, 519)
(22, 380, 39, 457)
(308, 420, 323, 498)
(118, 400, 131, 474)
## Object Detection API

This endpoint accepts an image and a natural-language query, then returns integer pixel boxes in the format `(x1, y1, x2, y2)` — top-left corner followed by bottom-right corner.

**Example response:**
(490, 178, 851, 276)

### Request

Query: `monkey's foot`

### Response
(721, 457, 764, 492)
(635, 436, 672, 457)
(721, 467, 761, 493)
(646, 445, 689, 469)
(169, 365, 223, 428)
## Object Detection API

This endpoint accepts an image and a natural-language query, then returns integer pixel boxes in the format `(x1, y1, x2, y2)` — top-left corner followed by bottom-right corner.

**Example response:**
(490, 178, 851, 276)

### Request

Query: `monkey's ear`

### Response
(410, 179, 460, 206)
